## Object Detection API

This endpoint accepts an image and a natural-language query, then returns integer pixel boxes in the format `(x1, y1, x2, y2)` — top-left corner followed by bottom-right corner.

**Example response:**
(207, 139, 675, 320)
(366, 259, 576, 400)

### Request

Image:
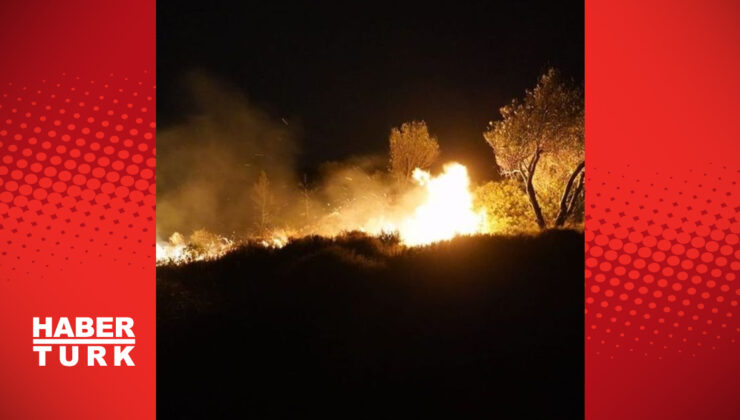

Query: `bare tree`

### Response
(484, 68, 584, 229)
(389, 121, 440, 179)
(251, 170, 274, 234)
(299, 173, 312, 224)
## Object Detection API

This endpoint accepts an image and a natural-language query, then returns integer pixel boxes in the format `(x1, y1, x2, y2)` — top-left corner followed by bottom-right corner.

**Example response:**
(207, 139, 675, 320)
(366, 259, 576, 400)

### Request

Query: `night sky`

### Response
(157, 1, 583, 181)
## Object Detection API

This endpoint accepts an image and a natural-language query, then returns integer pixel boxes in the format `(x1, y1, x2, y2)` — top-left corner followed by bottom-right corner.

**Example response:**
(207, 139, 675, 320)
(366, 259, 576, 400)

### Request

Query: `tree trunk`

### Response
(525, 174, 547, 230)
(566, 170, 585, 220)
(523, 148, 547, 230)
(554, 161, 585, 227)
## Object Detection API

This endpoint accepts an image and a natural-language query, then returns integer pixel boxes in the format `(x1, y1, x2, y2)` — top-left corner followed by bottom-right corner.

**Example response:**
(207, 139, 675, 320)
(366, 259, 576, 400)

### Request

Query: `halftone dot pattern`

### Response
(0, 72, 156, 280)
(586, 165, 739, 358)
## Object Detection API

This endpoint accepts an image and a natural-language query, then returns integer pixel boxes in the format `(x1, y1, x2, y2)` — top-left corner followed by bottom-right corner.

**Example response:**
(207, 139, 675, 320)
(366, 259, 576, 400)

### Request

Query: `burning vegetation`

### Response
(157, 69, 584, 265)
(156, 161, 486, 264)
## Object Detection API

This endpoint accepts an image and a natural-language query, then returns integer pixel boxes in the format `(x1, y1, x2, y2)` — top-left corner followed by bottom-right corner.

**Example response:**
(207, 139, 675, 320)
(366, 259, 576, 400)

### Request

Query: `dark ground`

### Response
(157, 230, 584, 418)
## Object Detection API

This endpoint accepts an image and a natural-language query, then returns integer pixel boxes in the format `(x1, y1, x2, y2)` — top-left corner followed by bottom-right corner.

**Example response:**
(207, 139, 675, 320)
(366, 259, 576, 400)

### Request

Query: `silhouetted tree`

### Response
(299, 173, 313, 224)
(251, 170, 274, 234)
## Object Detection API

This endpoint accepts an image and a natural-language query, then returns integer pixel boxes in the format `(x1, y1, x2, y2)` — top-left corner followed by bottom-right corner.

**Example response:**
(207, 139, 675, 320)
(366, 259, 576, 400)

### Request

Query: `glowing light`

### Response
(156, 162, 487, 265)
(260, 230, 290, 248)
(156, 232, 235, 265)
(396, 162, 486, 246)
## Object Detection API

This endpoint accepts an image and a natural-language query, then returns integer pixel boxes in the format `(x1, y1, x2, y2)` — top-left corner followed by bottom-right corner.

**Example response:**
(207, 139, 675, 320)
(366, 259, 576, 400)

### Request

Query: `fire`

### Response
(156, 241, 186, 263)
(156, 231, 235, 265)
(259, 229, 290, 248)
(395, 162, 486, 246)
(157, 162, 487, 265)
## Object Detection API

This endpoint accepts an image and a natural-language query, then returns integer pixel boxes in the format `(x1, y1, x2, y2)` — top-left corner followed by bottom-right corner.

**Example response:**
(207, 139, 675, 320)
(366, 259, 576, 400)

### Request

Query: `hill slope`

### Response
(157, 230, 584, 418)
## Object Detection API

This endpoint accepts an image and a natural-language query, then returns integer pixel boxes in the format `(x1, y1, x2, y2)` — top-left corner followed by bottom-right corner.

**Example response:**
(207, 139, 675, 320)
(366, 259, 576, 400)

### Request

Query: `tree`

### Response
(251, 170, 274, 235)
(389, 121, 440, 179)
(483, 68, 584, 229)
(299, 173, 313, 224)
(474, 179, 540, 234)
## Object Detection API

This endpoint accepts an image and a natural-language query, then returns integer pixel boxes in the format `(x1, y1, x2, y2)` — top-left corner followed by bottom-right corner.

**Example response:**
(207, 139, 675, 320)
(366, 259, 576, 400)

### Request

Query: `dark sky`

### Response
(157, 1, 583, 181)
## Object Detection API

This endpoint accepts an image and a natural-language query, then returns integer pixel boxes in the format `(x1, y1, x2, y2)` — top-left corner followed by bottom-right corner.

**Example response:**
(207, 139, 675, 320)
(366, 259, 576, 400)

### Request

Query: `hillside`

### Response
(157, 230, 584, 418)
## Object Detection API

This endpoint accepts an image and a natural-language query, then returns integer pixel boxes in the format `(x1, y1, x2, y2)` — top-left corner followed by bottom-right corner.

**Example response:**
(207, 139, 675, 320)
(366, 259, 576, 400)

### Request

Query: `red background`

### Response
(0, 0, 739, 418)
(0, 1, 155, 419)
(587, 0, 740, 418)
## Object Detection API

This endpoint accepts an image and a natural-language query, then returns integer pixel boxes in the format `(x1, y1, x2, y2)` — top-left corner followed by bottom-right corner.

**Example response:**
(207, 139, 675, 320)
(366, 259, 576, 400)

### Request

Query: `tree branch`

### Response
(554, 161, 585, 227)
(565, 170, 585, 218)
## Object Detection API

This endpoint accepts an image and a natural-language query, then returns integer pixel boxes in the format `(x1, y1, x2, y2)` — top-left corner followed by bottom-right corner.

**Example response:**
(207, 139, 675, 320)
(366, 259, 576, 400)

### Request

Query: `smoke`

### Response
(301, 156, 427, 238)
(156, 73, 492, 261)
(157, 72, 428, 244)
(157, 72, 299, 238)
